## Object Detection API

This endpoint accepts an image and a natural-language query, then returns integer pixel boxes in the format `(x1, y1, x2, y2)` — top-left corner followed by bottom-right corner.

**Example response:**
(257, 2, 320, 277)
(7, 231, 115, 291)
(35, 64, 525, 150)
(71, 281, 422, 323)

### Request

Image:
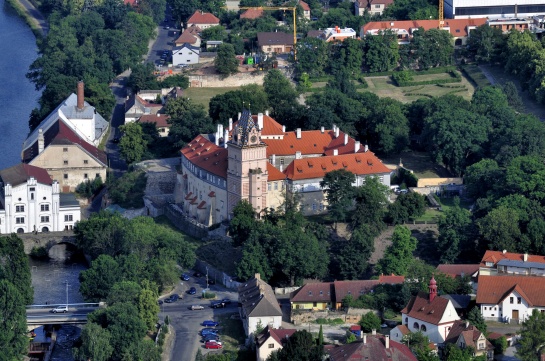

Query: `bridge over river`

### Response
(26, 303, 102, 331)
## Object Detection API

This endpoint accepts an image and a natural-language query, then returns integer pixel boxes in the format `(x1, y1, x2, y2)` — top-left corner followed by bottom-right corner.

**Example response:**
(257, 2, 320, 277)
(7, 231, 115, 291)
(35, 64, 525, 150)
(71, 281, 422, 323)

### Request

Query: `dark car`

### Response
(193, 272, 202, 277)
(158, 300, 164, 305)
(211, 302, 225, 309)
(181, 274, 190, 281)
(165, 294, 180, 303)
(202, 320, 219, 327)
(220, 298, 232, 305)
(202, 334, 220, 343)
(188, 287, 197, 295)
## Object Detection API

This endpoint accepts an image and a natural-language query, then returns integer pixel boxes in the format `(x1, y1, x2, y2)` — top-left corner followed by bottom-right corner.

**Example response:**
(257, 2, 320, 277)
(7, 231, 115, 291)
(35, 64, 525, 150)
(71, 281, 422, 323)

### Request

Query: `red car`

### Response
(205, 341, 223, 349)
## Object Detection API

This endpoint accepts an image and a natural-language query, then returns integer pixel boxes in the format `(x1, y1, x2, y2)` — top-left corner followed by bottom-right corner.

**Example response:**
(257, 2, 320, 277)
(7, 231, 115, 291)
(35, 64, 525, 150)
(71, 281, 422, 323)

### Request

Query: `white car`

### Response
(51, 305, 68, 313)
(191, 305, 204, 310)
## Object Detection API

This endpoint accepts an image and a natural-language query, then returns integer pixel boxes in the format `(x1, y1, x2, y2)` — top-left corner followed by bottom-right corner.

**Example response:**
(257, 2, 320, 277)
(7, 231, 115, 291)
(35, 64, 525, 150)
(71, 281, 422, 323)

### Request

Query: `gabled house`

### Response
(174, 25, 202, 47)
(186, 10, 220, 29)
(476, 275, 545, 322)
(319, 27, 357, 42)
(390, 324, 411, 343)
(257, 32, 295, 54)
(444, 320, 494, 360)
(0, 164, 80, 234)
(479, 250, 545, 276)
(238, 273, 283, 336)
(401, 277, 460, 344)
(138, 114, 171, 137)
(125, 92, 163, 123)
(172, 43, 200, 66)
(355, 0, 394, 16)
(240, 8, 264, 19)
(255, 326, 296, 361)
(299, 0, 311, 19)
(436, 263, 479, 293)
(327, 333, 418, 361)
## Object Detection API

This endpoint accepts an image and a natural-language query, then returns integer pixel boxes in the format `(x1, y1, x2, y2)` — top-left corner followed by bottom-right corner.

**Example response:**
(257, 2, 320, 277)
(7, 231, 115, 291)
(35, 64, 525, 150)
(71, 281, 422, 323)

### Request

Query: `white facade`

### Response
(246, 316, 282, 336)
(444, 0, 545, 19)
(402, 299, 459, 344)
(172, 44, 200, 66)
(0, 178, 80, 234)
(480, 290, 544, 322)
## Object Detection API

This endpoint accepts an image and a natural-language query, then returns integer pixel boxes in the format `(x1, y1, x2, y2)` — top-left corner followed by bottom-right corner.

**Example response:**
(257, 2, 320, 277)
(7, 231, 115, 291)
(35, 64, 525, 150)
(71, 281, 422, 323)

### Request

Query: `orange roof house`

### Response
(174, 25, 202, 47)
(444, 320, 494, 360)
(186, 10, 220, 29)
(240, 8, 264, 19)
(480, 250, 545, 276)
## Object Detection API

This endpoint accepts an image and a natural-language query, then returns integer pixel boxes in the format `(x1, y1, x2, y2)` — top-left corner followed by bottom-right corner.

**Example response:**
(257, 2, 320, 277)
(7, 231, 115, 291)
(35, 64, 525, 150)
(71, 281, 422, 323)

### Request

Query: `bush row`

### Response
(393, 71, 462, 87)
(461, 65, 492, 88)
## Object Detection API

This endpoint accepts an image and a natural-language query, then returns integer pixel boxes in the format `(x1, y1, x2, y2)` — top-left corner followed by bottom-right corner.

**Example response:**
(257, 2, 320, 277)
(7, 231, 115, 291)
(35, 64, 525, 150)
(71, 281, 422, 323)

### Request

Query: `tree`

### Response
(366, 97, 410, 155)
(358, 312, 381, 333)
(318, 325, 324, 346)
(320, 169, 356, 226)
(411, 28, 454, 69)
(478, 205, 523, 252)
(351, 177, 390, 235)
(467, 307, 487, 334)
(0, 234, 33, 304)
(0, 280, 28, 359)
(490, 336, 508, 355)
(107, 281, 142, 306)
(467, 24, 505, 63)
(208, 84, 269, 124)
(275, 330, 324, 361)
(518, 309, 545, 361)
(165, 97, 214, 148)
(119, 122, 148, 164)
(437, 198, 473, 263)
(376, 226, 417, 276)
(362, 31, 399, 73)
(464, 159, 501, 200)
(263, 69, 299, 125)
(236, 237, 273, 281)
(74, 322, 114, 361)
(292, 37, 329, 77)
(387, 192, 427, 224)
(195, 349, 205, 361)
(80, 255, 121, 301)
(201, 25, 227, 42)
(402, 332, 439, 361)
(229, 200, 257, 247)
(214, 43, 239, 76)
(127, 63, 159, 93)
(337, 225, 374, 280)
(345, 330, 357, 344)
(139, 280, 160, 330)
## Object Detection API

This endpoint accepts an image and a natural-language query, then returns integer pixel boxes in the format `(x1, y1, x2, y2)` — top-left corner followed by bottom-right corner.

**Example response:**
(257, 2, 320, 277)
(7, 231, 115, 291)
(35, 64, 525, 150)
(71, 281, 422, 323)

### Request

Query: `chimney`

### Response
(335, 127, 340, 138)
(465, 321, 470, 329)
(363, 333, 367, 344)
(321, 126, 325, 133)
(355, 141, 360, 153)
(364, 144, 369, 152)
(282, 125, 286, 133)
(524, 253, 528, 261)
(272, 154, 276, 165)
(258, 113, 264, 129)
(333, 149, 338, 156)
(332, 124, 336, 133)
(296, 128, 301, 139)
(219, 124, 224, 136)
(385, 335, 390, 349)
(280, 164, 283, 172)
(77, 81, 85, 110)
(265, 110, 269, 116)
(157, 114, 160, 117)
(238, 112, 241, 120)
(224, 129, 229, 148)
(295, 151, 302, 159)
(229, 118, 233, 131)
(344, 133, 348, 145)
(503, 249, 507, 254)
(372, 329, 376, 336)
(38, 129, 44, 154)
(255, 273, 261, 280)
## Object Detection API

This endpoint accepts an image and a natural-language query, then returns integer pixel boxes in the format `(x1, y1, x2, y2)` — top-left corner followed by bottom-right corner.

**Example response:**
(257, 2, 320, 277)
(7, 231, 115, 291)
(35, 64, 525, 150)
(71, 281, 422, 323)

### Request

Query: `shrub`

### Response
(392, 71, 414, 83)
(30, 246, 48, 259)
(202, 292, 216, 299)
(76, 177, 103, 199)
(383, 309, 396, 320)
(107, 170, 147, 209)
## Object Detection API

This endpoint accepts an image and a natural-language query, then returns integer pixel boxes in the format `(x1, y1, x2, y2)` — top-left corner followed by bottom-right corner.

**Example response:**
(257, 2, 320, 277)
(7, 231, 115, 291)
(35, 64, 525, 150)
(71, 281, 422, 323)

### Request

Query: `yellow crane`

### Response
(239, 6, 298, 59)
(438, 0, 444, 28)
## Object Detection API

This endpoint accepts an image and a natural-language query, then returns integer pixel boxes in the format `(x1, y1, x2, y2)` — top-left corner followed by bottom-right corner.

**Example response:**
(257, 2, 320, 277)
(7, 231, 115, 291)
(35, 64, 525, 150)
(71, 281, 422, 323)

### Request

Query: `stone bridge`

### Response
(18, 231, 77, 255)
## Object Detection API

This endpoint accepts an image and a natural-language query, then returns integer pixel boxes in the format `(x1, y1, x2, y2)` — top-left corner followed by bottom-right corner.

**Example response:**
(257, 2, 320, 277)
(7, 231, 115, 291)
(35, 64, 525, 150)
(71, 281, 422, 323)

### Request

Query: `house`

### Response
(175, 110, 392, 225)
(240, 8, 264, 19)
(255, 326, 296, 361)
(401, 277, 460, 344)
(444, 320, 494, 360)
(185, 10, 220, 29)
(238, 273, 283, 336)
(390, 324, 411, 343)
(476, 275, 545, 322)
(320, 27, 357, 42)
(138, 114, 171, 137)
(22, 81, 108, 149)
(299, 0, 311, 20)
(436, 263, 479, 292)
(355, 0, 394, 16)
(0, 164, 80, 234)
(125, 91, 164, 123)
(444, 0, 545, 19)
(22, 120, 108, 192)
(174, 25, 201, 47)
(441, 294, 472, 318)
(361, 18, 487, 46)
(487, 18, 531, 33)
(327, 332, 418, 361)
(257, 32, 295, 54)
(479, 250, 545, 276)
(172, 43, 200, 66)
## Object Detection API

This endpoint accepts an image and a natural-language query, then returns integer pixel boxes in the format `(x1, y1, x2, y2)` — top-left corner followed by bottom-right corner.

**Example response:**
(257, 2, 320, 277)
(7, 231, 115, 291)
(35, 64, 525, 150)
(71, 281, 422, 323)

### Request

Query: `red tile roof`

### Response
(0, 163, 53, 187)
(175, 29, 200, 45)
(327, 336, 418, 361)
(187, 10, 220, 25)
(197, 201, 207, 209)
(436, 264, 480, 278)
(291, 282, 333, 303)
(264, 130, 333, 155)
(139, 114, 170, 128)
(393, 325, 410, 336)
(362, 18, 487, 38)
(251, 114, 284, 136)
(401, 292, 452, 325)
(267, 162, 285, 181)
(368, 0, 394, 5)
(378, 274, 405, 284)
(256, 325, 296, 348)
(333, 280, 380, 302)
(285, 152, 390, 180)
(181, 135, 228, 178)
(476, 275, 545, 307)
(240, 8, 264, 19)
(299, 0, 310, 11)
(445, 320, 494, 351)
(480, 250, 545, 267)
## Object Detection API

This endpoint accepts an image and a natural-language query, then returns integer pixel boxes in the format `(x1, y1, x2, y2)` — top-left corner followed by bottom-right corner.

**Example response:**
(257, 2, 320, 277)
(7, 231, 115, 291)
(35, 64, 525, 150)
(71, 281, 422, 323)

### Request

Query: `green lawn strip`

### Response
(412, 208, 442, 222)
(184, 87, 248, 110)
(217, 313, 246, 351)
(153, 215, 201, 247)
(437, 196, 472, 210)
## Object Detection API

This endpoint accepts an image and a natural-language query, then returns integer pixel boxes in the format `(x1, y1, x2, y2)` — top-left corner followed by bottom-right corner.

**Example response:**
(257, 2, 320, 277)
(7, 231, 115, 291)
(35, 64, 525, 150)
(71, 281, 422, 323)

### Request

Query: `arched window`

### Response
(421, 324, 427, 332)
(455, 38, 463, 46)
(405, 317, 408, 325)
(42, 227, 49, 232)
(413, 322, 419, 330)
(17, 228, 24, 233)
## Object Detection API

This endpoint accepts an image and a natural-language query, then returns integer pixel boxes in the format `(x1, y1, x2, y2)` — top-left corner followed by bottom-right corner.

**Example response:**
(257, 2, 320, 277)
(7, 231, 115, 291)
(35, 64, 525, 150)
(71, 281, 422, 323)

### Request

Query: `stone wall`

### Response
(189, 72, 267, 87)
(18, 231, 76, 254)
(417, 177, 463, 187)
(193, 259, 241, 290)
(164, 204, 208, 239)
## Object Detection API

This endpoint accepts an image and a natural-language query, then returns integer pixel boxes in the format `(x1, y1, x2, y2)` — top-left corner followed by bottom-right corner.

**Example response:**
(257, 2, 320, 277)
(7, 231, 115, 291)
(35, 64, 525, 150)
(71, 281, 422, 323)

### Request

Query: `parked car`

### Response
(205, 341, 222, 349)
(206, 340, 222, 346)
(51, 305, 68, 313)
(201, 327, 218, 333)
(220, 298, 232, 305)
(188, 287, 197, 295)
(191, 305, 204, 310)
(211, 302, 225, 309)
(165, 294, 180, 303)
(181, 274, 190, 281)
(201, 329, 219, 336)
(202, 320, 219, 327)
(158, 300, 163, 305)
(202, 334, 220, 342)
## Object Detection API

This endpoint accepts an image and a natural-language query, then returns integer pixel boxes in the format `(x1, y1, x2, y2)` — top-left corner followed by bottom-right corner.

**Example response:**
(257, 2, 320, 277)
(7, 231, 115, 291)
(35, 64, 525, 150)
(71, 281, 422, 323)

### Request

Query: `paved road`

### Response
(147, 8, 179, 68)
(14, 0, 49, 36)
(161, 274, 239, 361)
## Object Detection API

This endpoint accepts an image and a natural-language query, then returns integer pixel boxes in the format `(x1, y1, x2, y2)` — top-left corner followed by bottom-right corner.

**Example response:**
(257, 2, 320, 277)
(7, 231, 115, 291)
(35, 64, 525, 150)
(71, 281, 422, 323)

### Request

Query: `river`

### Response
(0, 0, 41, 170)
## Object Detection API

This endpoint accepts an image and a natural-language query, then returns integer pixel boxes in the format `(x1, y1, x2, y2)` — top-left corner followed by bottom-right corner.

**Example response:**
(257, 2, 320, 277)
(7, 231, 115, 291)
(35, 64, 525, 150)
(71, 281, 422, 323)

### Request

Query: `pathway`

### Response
(14, 0, 49, 36)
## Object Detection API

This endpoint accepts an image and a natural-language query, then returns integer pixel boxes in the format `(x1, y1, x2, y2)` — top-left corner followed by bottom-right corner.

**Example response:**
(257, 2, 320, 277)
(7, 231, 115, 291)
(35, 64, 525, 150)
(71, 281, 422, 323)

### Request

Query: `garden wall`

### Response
(417, 177, 463, 187)
(188, 72, 267, 87)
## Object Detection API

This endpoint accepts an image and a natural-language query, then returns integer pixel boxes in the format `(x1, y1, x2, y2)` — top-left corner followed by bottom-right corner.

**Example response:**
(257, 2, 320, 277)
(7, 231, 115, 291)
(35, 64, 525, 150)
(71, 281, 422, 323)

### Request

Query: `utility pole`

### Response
(206, 267, 209, 290)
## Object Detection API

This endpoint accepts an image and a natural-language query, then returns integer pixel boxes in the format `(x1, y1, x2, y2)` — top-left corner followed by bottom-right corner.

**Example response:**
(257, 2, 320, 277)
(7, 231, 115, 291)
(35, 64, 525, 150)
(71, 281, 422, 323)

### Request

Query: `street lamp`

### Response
(206, 267, 209, 290)
(65, 281, 69, 306)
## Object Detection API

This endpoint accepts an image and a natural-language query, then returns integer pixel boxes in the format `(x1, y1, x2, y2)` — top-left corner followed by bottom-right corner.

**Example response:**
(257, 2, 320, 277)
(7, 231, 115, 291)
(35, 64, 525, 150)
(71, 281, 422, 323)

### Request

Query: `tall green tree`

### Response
(358, 312, 381, 333)
(138, 280, 160, 330)
(466, 24, 505, 63)
(215, 43, 239, 75)
(337, 225, 375, 280)
(208, 84, 269, 124)
(165, 97, 214, 148)
(320, 169, 356, 226)
(437, 198, 473, 263)
(467, 307, 487, 334)
(0, 280, 28, 359)
(362, 31, 399, 73)
(229, 200, 257, 247)
(0, 234, 33, 304)
(351, 176, 390, 235)
(263, 69, 300, 126)
(119, 122, 148, 164)
(275, 330, 324, 361)
(74, 322, 114, 361)
(80, 255, 121, 301)
(402, 332, 440, 361)
(376, 226, 417, 276)
(292, 37, 329, 77)
(518, 309, 545, 361)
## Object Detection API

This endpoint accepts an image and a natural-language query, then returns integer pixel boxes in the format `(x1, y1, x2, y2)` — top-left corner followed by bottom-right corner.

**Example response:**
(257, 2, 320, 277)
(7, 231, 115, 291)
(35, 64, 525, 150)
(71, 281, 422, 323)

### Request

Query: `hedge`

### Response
(461, 65, 491, 88)
(392, 70, 462, 87)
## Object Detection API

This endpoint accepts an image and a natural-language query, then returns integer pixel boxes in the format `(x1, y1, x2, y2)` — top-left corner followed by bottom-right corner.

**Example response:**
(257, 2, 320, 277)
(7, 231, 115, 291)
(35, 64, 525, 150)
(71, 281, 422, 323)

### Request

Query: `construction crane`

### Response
(438, 0, 444, 28)
(239, 6, 298, 59)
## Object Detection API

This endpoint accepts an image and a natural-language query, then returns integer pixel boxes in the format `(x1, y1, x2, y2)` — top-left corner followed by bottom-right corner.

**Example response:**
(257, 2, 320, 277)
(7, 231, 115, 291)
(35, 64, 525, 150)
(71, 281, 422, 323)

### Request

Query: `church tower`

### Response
(227, 110, 269, 217)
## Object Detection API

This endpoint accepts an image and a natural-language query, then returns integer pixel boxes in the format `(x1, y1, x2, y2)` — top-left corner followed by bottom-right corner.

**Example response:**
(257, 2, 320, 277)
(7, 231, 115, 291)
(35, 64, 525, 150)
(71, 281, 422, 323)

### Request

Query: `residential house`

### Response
(444, 320, 494, 360)
(299, 0, 311, 19)
(436, 263, 479, 293)
(327, 332, 418, 361)
(138, 114, 171, 137)
(401, 277, 460, 344)
(487, 18, 531, 33)
(186, 10, 220, 29)
(361, 18, 487, 46)
(479, 250, 545, 276)
(476, 275, 545, 322)
(172, 43, 200, 66)
(255, 326, 296, 361)
(257, 32, 294, 54)
(125, 91, 163, 123)
(240, 8, 264, 19)
(0, 164, 80, 234)
(23, 120, 108, 192)
(319, 26, 357, 42)
(444, 0, 545, 19)
(441, 294, 472, 318)
(238, 273, 283, 336)
(390, 324, 411, 343)
(174, 25, 202, 47)
(355, 0, 394, 16)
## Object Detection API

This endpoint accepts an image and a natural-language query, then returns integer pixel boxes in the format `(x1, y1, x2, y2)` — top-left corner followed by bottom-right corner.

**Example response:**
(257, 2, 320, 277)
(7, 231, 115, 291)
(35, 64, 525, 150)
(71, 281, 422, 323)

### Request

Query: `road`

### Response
(14, 0, 49, 36)
(26, 306, 97, 326)
(160, 273, 239, 361)
(146, 7, 179, 68)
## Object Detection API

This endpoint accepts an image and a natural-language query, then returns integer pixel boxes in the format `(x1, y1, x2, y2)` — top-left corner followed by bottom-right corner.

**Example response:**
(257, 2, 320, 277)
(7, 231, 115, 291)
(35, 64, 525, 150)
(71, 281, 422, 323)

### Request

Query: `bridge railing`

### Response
(26, 303, 102, 310)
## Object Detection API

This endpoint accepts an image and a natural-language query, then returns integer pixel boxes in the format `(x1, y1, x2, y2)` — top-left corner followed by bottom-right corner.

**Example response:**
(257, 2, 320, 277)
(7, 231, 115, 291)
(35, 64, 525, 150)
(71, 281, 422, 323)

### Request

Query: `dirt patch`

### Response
(381, 151, 452, 179)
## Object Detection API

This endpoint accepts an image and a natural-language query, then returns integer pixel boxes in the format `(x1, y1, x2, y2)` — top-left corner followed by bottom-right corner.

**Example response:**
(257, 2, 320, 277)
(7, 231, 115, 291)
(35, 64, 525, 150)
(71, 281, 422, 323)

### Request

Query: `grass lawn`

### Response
(381, 151, 452, 179)
(184, 87, 259, 110)
(437, 196, 473, 211)
(154, 215, 201, 247)
(413, 208, 442, 222)
(217, 313, 246, 351)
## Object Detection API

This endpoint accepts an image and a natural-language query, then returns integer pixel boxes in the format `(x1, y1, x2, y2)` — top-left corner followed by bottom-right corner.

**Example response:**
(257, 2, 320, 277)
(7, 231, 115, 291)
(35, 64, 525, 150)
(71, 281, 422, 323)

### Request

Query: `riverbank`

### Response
(5, 0, 48, 38)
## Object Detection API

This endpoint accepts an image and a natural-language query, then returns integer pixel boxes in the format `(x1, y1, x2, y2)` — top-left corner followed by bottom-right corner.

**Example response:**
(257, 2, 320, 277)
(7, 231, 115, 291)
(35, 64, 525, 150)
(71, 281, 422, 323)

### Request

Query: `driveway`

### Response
(496, 346, 520, 361)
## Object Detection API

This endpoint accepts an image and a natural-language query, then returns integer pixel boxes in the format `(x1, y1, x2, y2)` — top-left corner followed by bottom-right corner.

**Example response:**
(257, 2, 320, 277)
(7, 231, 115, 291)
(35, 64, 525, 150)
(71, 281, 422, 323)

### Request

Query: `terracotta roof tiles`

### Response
(0, 163, 52, 187)
(267, 162, 285, 181)
(476, 275, 545, 307)
(436, 264, 480, 278)
(299, 0, 310, 10)
(181, 135, 228, 178)
(333, 280, 380, 303)
(401, 292, 451, 325)
(240, 8, 264, 19)
(139, 114, 170, 128)
(256, 325, 296, 348)
(187, 10, 220, 25)
(362, 18, 487, 38)
(480, 250, 545, 267)
(378, 274, 405, 284)
(327, 336, 417, 361)
(291, 282, 333, 303)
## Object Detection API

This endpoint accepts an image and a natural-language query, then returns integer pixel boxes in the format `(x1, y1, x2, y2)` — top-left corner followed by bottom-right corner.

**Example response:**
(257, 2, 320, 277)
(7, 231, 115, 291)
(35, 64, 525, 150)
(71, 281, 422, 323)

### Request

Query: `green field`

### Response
(184, 86, 259, 110)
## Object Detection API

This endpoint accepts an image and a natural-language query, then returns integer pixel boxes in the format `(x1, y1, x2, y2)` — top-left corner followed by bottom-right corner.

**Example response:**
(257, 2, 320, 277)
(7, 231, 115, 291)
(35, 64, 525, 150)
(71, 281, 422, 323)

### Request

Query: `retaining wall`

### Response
(18, 231, 76, 254)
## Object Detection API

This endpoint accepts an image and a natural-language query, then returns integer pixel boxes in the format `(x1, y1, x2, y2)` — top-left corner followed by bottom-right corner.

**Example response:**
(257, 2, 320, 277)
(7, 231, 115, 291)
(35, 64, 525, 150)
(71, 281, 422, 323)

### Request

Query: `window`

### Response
(15, 205, 24, 212)
(41, 216, 49, 223)
(16, 217, 24, 224)
(65, 215, 73, 222)
(313, 302, 317, 307)
(31, 193, 34, 200)
(64, 160, 68, 165)
(84, 160, 88, 164)
(420, 324, 427, 332)
(518, 297, 522, 304)
(63, 148, 68, 152)
(29, 187, 35, 191)
(274, 182, 278, 190)
(41, 204, 49, 212)
(413, 322, 419, 329)
(96, 173, 100, 178)
(280, 158, 285, 165)
(375, 4, 380, 7)
(64, 174, 68, 179)
(268, 344, 274, 349)
(312, 203, 317, 211)
(268, 183, 271, 191)
(484, 307, 487, 310)
(84, 174, 88, 179)
(510, 297, 514, 304)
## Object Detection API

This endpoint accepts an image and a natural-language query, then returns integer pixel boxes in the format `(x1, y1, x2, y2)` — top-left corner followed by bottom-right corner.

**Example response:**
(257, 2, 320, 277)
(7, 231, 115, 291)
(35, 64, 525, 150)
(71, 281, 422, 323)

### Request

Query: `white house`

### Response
(400, 277, 460, 344)
(172, 44, 200, 66)
(255, 326, 296, 361)
(0, 164, 80, 234)
(238, 273, 282, 336)
(390, 324, 411, 343)
(479, 250, 545, 276)
(444, 0, 545, 19)
(444, 320, 494, 360)
(477, 275, 545, 323)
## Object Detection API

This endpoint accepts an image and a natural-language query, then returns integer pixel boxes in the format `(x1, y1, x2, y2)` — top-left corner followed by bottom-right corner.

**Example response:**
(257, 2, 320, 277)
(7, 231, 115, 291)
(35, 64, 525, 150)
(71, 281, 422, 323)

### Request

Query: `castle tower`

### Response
(227, 109, 268, 217)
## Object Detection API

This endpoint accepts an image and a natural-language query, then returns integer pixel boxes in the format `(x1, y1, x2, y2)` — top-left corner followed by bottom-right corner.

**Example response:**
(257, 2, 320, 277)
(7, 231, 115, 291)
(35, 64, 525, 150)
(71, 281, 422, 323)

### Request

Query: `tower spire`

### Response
(429, 276, 437, 303)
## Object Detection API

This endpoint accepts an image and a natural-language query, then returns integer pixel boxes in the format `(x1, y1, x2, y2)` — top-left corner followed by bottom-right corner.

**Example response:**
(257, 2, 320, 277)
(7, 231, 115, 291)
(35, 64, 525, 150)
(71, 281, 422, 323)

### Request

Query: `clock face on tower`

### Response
(250, 135, 257, 143)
